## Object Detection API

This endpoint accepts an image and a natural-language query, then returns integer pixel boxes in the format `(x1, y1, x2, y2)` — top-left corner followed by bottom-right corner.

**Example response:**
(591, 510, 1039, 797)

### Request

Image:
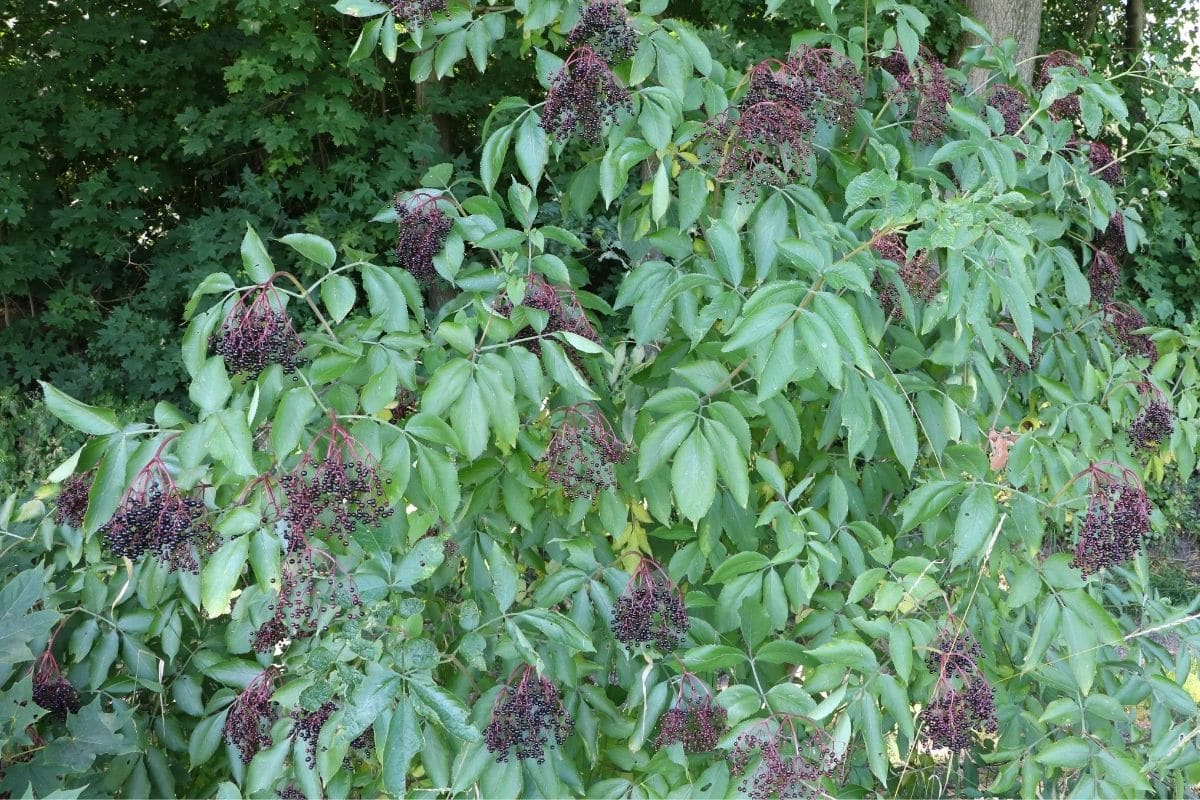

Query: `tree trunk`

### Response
(961, 0, 1046, 88)
(1124, 0, 1145, 61)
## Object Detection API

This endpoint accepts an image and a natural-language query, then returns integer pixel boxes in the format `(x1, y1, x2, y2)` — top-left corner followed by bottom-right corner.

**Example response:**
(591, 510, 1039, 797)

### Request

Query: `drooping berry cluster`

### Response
(395, 192, 454, 284)
(252, 544, 362, 653)
(1069, 463, 1152, 575)
(921, 625, 997, 752)
(654, 674, 726, 752)
(566, 0, 637, 64)
(494, 273, 601, 358)
(277, 787, 305, 800)
(344, 727, 376, 768)
(389, 387, 419, 423)
(1087, 141, 1123, 186)
(100, 436, 214, 572)
(1035, 50, 1087, 120)
(871, 231, 938, 318)
(484, 665, 573, 763)
(54, 473, 91, 528)
(1096, 212, 1126, 256)
(790, 46, 865, 130)
(32, 649, 81, 719)
(611, 557, 688, 650)
(388, 0, 446, 27)
(1088, 250, 1121, 306)
(280, 413, 394, 546)
(1102, 304, 1157, 361)
(223, 668, 279, 763)
(728, 717, 844, 800)
(293, 701, 336, 768)
(543, 403, 629, 500)
(542, 46, 632, 144)
(984, 84, 1029, 136)
(1128, 396, 1174, 452)
(879, 47, 953, 143)
(211, 281, 303, 377)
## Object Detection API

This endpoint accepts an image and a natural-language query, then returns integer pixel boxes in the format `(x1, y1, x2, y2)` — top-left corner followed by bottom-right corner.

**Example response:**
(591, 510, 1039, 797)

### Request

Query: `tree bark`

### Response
(1124, 0, 1145, 61)
(961, 0, 1046, 88)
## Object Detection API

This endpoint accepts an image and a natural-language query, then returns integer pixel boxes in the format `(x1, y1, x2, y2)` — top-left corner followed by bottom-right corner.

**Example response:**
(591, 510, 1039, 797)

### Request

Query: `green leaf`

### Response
(383, 694, 422, 796)
(84, 438, 129, 535)
(320, 274, 356, 323)
(247, 737, 291, 796)
(637, 410, 694, 480)
(672, 426, 716, 523)
(845, 170, 897, 211)
(952, 485, 999, 567)
(0, 568, 59, 665)
(349, 16, 383, 62)
(423, 359, 473, 417)
(1036, 737, 1092, 769)
(279, 233, 337, 269)
(39, 382, 120, 435)
(481, 123, 515, 194)
(272, 388, 315, 461)
(200, 535, 249, 617)
(706, 219, 744, 285)
(798, 309, 843, 388)
(189, 356, 232, 414)
(488, 544, 518, 612)
(241, 225, 274, 283)
(682, 644, 747, 670)
(394, 537, 446, 591)
(206, 409, 257, 477)
(515, 112, 549, 187)
(899, 480, 965, 531)
(708, 552, 769, 584)
(450, 378, 489, 459)
(409, 677, 480, 741)
(867, 379, 918, 474)
(334, 0, 390, 16)
(416, 445, 460, 520)
(362, 264, 410, 332)
(805, 637, 878, 672)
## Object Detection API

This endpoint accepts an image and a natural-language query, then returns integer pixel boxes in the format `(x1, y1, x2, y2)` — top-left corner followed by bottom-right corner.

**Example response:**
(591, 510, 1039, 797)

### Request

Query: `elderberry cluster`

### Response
(566, 0, 636, 64)
(293, 701, 336, 768)
(253, 546, 362, 652)
(985, 84, 1029, 136)
(223, 669, 278, 763)
(654, 678, 725, 753)
(925, 630, 982, 677)
(728, 721, 843, 800)
(102, 486, 213, 573)
(1070, 466, 1151, 575)
(390, 387, 419, 423)
(871, 232, 938, 318)
(32, 652, 81, 720)
(1005, 335, 1042, 376)
(791, 46, 865, 130)
(484, 666, 573, 763)
(1087, 140, 1123, 186)
(1088, 250, 1121, 306)
(1129, 400, 1174, 451)
(211, 284, 303, 377)
(923, 682, 996, 752)
(344, 727, 376, 768)
(611, 558, 688, 650)
(395, 193, 454, 284)
(542, 47, 631, 144)
(879, 47, 953, 143)
(494, 273, 601, 359)
(1035, 50, 1086, 120)
(543, 404, 629, 500)
(54, 473, 91, 528)
(1103, 304, 1157, 361)
(388, 0, 446, 27)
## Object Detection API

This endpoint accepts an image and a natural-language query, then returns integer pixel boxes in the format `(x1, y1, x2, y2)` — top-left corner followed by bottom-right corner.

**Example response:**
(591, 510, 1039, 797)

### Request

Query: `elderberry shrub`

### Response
(879, 47, 953, 143)
(224, 668, 279, 763)
(1035, 50, 1086, 120)
(984, 84, 1029, 136)
(871, 231, 938, 318)
(211, 282, 303, 377)
(388, 0, 446, 27)
(654, 675, 725, 753)
(1129, 400, 1174, 451)
(54, 473, 91, 528)
(32, 650, 81, 720)
(1088, 249, 1121, 306)
(100, 442, 214, 573)
(1103, 304, 1157, 361)
(566, 0, 636, 64)
(611, 557, 688, 651)
(728, 718, 843, 800)
(542, 46, 632, 144)
(484, 665, 573, 763)
(293, 701, 337, 768)
(543, 403, 629, 500)
(395, 193, 454, 284)
(1069, 464, 1152, 575)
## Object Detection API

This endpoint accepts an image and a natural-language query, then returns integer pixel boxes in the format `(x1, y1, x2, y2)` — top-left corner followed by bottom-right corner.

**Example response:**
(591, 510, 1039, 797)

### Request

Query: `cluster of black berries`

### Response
(542, 46, 632, 144)
(280, 415, 394, 547)
(1096, 213, 1126, 256)
(277, 787, 305, 800)
(484, 665, 574, 763)
(1102, 304, 1157, 361)
(1088, 250, 1121, 306)
(879, 47, 953, 143)
(32, 650, 81, 720)
(1085, 140, 1123, 186)
(494, 273, 601, 359)
(344, 727, 376, 768)
(253, 545, 362, 653)
(871, 232, 938, 318)
(728, 718, 844, 800)
(100, 448, 214, 573)
(293, 701, 337, 768)
(54, 473, 91, 528)
(1128, 397, 1174, 452)
(390, 387, 419, 423)
(1035, 50, 1086, 120)
(611, 557, 688, 650)
(1003, 332, 1042, 376)
(791, 46, 865, 130)
(1069, 463, 1152, 575)
(223, 668, 279, 763)
(566, 0, 636, 64)
(654, 675, 725, 753)
(395, 193, 454, 284)
(388, 0, 446, 26)
(211, 283, 303, 377)
(921, 626, 997, 752)
(543, 403, 629, 500)
(984, 84, 1029, 136)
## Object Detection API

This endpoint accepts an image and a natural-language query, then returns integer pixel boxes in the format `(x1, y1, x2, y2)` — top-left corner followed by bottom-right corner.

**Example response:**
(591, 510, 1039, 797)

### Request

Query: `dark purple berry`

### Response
(654, 675, 725, 753)
(1128, 399, 1173, 452)
(1069, 463, 1152, 575)
(32, 650, 81, 719)
(984, 84, 1029, 136)
(1036, 50, 1086, 121)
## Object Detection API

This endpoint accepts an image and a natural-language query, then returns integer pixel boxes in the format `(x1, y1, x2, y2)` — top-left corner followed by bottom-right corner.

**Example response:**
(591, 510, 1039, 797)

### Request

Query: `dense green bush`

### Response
(5, 1, 1200, 798)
